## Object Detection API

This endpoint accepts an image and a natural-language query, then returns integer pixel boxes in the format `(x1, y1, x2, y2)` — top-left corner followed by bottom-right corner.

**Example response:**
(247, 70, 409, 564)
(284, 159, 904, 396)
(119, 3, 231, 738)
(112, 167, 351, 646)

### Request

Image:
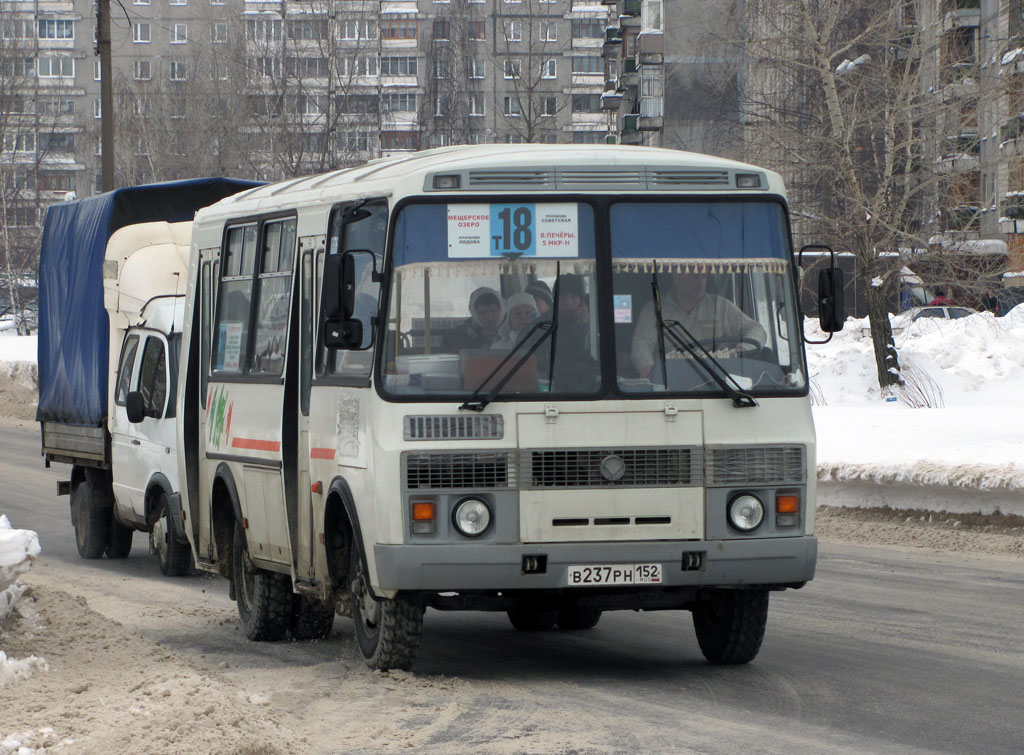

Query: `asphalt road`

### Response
(3, 423, 1024, 753)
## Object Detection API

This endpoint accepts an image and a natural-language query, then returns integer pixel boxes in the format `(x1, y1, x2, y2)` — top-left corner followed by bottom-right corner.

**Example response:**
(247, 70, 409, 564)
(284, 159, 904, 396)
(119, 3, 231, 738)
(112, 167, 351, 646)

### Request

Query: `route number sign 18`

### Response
(447, 203, 580, 258)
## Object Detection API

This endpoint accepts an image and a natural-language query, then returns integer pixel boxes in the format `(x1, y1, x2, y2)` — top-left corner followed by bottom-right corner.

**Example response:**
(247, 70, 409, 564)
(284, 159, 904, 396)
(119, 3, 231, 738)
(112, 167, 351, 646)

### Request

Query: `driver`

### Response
(630, 271, 766, 379)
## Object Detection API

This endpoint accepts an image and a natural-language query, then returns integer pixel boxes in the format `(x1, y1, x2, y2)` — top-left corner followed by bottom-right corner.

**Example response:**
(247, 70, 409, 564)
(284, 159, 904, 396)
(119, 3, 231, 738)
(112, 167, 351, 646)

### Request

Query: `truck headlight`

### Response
(728, 494, 764, 532)
(452, 497, 491, 538)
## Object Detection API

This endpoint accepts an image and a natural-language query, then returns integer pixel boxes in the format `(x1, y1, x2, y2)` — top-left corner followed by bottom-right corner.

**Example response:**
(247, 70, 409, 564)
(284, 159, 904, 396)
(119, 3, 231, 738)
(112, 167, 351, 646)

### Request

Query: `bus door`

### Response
(208, 217, 298, 569)
(308, 200, 386, 582)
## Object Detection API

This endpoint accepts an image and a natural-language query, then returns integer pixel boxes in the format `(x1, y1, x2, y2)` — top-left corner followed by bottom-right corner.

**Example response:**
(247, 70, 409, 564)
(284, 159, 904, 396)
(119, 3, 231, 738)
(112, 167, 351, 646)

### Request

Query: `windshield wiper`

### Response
(458, 319, 556, 412)
(651, 271, 757, 408)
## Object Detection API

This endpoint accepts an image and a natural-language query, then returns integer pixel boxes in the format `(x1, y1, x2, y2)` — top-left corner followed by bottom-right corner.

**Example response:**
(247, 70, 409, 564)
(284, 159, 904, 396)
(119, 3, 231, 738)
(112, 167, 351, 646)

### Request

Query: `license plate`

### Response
(566, 563, 662, 587)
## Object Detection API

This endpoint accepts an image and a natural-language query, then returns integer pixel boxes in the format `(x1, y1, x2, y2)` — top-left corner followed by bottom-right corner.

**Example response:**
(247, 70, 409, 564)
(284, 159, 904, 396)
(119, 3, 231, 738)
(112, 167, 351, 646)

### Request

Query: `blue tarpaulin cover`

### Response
(36, 178, 261, 426)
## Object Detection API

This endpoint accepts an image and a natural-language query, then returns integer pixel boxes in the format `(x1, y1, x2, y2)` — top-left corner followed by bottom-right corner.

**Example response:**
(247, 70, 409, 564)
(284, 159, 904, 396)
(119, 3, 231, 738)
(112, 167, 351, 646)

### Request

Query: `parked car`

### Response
(891, 305, 976, 337)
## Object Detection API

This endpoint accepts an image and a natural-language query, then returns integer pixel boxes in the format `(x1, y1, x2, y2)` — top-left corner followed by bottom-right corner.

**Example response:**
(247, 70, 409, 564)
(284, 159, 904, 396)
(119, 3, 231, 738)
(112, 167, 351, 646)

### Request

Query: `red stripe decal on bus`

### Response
(231, 437, 281, 452)
(310, 447, 336, 460)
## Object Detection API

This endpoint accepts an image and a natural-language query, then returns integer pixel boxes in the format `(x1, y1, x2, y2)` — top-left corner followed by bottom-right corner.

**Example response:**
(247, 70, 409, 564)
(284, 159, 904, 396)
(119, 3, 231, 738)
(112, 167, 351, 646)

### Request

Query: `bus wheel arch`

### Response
(211, 465, 242, 581)
(324, 477, 361, 597)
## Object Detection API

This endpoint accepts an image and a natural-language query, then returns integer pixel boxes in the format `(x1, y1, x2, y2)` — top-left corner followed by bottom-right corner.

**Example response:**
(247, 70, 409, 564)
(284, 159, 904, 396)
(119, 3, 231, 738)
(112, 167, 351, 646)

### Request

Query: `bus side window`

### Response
(200, 261, 211, 408)
(213, 224, 257, 373)
(317, 199, 386, 381)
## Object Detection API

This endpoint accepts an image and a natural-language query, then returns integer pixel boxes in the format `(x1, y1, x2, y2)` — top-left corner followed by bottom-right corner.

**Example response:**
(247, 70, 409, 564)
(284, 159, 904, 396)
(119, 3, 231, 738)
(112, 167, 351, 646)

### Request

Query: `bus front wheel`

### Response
(232, 520, 291, 641)
(349, 539, 422, 671)
(691, 589, 769, 665)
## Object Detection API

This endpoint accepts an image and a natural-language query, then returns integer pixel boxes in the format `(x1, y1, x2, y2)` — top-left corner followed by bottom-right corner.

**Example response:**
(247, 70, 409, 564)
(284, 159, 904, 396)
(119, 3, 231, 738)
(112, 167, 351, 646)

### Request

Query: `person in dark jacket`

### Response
(441, 287, 505, 353)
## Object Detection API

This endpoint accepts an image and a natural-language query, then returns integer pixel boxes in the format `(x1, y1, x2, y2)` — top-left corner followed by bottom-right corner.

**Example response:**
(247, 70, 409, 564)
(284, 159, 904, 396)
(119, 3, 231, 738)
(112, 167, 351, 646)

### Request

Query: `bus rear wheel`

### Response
(691, 589, 769, 665)
(232, 520, 291, 641)
(349, 539, 422, 670)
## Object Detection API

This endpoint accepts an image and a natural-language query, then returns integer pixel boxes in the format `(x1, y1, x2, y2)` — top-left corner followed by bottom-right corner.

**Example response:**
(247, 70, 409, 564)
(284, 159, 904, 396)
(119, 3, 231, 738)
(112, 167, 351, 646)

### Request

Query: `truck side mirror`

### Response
(125, 391, 146, 424)
(818, 267, 845, 332)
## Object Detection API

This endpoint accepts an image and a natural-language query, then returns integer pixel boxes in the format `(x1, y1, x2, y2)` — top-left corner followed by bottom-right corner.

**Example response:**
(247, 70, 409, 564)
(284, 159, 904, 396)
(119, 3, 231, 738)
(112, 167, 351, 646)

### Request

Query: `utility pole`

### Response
(96, 0, 115, 191)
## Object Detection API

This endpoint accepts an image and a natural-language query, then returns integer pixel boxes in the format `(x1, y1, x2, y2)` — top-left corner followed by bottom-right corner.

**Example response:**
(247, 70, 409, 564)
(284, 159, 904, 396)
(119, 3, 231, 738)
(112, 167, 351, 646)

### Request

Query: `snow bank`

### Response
(808, 310, 1024, 492)
(1, 515, 46, 688)
(0, 333, 37, 364)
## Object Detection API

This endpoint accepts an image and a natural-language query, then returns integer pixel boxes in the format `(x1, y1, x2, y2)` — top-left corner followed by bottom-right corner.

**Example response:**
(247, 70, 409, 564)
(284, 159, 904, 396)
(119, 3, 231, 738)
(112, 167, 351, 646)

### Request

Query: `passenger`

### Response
(631, 270, 766, 379)
(525, 279, 553, 318)
(441, 286, 505, 353)
(495, 292, 539, 349)
(556, 274, 590, 352)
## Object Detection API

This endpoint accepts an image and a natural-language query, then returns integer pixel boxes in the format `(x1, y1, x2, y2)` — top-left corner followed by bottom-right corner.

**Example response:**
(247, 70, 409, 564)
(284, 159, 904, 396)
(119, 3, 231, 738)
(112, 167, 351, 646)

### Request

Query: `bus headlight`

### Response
(452, 497, 491, 538)
(728, 494, 764, 532)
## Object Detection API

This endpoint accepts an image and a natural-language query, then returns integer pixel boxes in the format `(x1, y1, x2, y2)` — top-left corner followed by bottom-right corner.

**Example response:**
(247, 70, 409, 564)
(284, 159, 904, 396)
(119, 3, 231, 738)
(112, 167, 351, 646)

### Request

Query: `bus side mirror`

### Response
(818, 267, 845, 332)
(125, 391, 146, 424)
(323, 317, 363, 349)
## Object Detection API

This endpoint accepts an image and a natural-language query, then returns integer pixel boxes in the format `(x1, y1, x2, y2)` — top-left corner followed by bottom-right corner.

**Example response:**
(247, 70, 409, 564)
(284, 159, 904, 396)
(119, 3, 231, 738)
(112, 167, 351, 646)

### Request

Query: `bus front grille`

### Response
(404, 451, 516, 490)
(521, 448, 700, 489)
(705, 445, 806, 486)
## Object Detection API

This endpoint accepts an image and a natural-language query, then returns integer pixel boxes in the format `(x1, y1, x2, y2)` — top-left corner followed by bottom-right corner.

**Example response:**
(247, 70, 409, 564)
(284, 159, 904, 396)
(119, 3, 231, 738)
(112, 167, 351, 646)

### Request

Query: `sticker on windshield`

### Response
(614, 294, 632, 323)
(447, 204, 579, 258)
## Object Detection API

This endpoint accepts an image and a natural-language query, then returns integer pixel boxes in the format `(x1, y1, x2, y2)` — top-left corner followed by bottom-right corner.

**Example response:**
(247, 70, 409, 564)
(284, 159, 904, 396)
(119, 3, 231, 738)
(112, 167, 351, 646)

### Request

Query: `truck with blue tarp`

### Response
(37, 179, 261, 569)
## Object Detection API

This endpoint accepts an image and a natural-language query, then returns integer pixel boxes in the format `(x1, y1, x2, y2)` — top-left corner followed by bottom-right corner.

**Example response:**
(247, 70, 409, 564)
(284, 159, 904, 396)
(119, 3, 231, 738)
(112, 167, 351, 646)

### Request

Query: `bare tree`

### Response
(738, 1, 969, 392)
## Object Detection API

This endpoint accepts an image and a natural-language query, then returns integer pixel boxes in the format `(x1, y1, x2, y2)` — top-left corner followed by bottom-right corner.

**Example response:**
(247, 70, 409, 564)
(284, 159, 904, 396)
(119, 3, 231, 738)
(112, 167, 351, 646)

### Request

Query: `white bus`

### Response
(175, 145, 843, 669)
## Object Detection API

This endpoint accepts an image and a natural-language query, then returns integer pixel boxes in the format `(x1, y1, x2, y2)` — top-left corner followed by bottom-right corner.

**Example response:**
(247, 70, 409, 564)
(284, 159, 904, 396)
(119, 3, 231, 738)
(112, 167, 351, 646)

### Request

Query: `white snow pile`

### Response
(0, 515, 47, 687)
(807, 306, 1024, 489)
(0, 333, 37, 364)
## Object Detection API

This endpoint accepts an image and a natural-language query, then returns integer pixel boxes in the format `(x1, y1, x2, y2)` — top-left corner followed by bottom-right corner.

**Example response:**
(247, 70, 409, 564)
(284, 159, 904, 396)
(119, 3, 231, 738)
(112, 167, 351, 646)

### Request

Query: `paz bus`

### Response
(174, 145, 843, 670)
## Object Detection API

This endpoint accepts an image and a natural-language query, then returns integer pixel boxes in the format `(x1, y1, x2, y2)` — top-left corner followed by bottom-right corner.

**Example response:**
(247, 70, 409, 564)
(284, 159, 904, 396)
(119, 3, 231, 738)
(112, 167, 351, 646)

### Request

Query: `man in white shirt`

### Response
(630, 271, 766, 379)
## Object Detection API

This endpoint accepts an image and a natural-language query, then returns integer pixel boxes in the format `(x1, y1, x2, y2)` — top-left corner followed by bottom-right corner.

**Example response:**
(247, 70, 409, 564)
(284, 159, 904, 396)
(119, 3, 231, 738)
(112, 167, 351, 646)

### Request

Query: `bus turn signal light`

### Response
(412, 501, 435, 521)
(776, 495, 799, 514)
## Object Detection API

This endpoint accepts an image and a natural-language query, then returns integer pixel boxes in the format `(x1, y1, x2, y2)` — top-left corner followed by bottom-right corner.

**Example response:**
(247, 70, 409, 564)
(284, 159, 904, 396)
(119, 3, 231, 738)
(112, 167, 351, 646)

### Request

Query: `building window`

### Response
(287, 19, 328, 41)
(504, 59, 521, 79)
(504, 19, 522, 42)
(38, 20, 74, 40)
(134, 59, 151, 80)
(572, 56, 602, 73)
(381, 19, 415, 39)
(380, 131, 418, 150)
(246, 19, 281, 41)
(38, 56, 74, 78)
(434, 95, 450, 116)
(169, 0, 186, 5)
(504, 96, 522, 116)
(541, 96, 556, 116)
(573, 131, 604, 144)
(40, 132, 75, 153)
(3, 132, 35, 153)
(343, 19, 377, 40)
(433, 19, 450, 41)
(254, 56, 281, 78)
(469, 59, 486, 79)
(286, 56, 328, 77)
(383, 92, 417, 112)
(38, 98, 75, 115)
(94, 98, 101, 118)
(133, 0, 149, 4)
(133, 22, 151, 43)
(340, 56, 378, 76)
(38, 171, 75, 192)
(381, 56, 417, 76)
(541, 58, 556, 78)
(93, 59, 101, 80)
(2, 20, 34, 39)
(469, 21, 486, 41)
(211, 23, 227, 43)
(504, 133, 525, 143)
(171, 24, 188, 44)
(572, 93, 601, 113)
(540, 22, 557, 42)
(469, 93, 484, 116)
(169, 59, 187, 81)
(571, 19, 603, 39)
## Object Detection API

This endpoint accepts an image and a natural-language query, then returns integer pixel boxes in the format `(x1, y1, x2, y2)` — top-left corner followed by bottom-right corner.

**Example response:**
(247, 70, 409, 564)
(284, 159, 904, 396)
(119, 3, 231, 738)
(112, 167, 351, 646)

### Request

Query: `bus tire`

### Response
(232, 520, 291, 641)
(350, 540, 422, 670)
(105, 516, 134, 559)
(507, 608, 558, 631)
(692, 589, 769, 665)
(152, 492, 191, 577)
(72, 480, 108, 559)
(291, 595, 335, 641)
(556, 607, 602, 631)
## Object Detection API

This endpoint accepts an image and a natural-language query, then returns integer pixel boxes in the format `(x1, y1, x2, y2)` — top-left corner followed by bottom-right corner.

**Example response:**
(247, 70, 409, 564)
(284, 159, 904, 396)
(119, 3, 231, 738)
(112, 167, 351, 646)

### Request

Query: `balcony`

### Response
(637, 29, 663, 65)
(604, 26, 622, 46)
(1002, 115, 1024, 143)
(623, 113, 638, 132)
(1003, 194, 1024, 221)
(622, 0, 641, 16)
(942, 7, 980, 31)
(601, 90, 623, 110)
(946, 205, 980, 230)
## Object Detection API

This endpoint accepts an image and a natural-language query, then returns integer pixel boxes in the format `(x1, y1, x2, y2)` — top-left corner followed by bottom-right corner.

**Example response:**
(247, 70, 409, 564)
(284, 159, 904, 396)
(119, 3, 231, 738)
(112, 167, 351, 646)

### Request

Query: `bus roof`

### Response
(195, 145, 787, 223)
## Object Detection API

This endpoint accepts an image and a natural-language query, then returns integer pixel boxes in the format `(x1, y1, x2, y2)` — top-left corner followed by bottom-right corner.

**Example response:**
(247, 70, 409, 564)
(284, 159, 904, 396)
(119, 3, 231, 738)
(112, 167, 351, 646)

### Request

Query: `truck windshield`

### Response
(381, 202, 601, 398)
(611, 201, 805, 394)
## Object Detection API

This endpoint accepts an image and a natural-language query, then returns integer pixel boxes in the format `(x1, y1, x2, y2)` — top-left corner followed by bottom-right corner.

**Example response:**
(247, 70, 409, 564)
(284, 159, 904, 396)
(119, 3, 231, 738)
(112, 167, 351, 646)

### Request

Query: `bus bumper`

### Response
(373, 536, 816, 592)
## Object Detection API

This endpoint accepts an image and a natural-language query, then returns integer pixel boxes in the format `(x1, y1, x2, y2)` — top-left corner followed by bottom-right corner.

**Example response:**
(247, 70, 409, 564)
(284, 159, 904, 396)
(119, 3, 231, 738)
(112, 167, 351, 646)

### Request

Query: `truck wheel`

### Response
(105, 517, 134, 559)
(291, 595, 336, 641)
(556, 607, 602, 631)
(232, 520, 291, 641)
(692, 589, 769, 665)
(72, 480, 108, 559)
(507, 608, 558, 631)
(152, 493, 191, 577)
(349, 539, 422, 670)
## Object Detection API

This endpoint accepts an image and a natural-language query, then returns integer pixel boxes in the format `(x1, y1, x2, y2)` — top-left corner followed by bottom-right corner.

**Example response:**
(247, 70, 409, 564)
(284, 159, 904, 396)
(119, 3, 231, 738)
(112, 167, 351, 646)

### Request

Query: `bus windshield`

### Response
(610, 201, 806, 394)
(380, 199, 806, 400)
